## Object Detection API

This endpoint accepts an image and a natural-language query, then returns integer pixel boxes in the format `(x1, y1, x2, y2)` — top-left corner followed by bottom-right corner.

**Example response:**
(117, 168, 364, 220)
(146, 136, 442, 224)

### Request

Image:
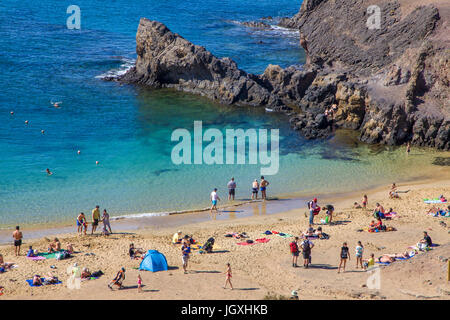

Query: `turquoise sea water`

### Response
(0, 1, 446, 227)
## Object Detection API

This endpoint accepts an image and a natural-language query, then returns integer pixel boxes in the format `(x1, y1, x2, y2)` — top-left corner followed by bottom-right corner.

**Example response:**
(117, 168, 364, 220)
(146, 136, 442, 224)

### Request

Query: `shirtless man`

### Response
(91, 205, 100, 234)
(12, 226, 23, 256)
(260, 176, 269, 200)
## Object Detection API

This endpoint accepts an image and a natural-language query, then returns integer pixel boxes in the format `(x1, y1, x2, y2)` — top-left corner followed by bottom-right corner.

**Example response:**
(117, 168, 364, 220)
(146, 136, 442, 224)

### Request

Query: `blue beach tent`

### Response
(139, 250, 168, 272)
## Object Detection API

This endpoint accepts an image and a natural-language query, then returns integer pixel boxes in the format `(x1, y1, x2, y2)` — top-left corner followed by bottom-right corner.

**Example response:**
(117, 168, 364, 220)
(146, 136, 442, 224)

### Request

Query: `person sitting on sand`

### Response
(66, 243, 74, 254)
(373, 203, 385, 219)
(108, 268, 126, 290)
(129, 243, 145, 260)
(389, 190, 400, 199)
(172, 230, 182, 244)
(353, 202, 362, 209)
(47, 238, 61, 253)
(32, 275, 42, 286)
(440, 195, 447, 202)
(368, 220, 377, 232)
(417, 231, 432, 250)
(304, 224, 315, 237)
(26, 246, 36, 257)
(362, 253, 375, 270)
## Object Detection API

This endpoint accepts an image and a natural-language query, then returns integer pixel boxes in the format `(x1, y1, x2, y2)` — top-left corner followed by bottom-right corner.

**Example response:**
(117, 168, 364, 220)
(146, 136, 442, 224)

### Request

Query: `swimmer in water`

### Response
(25, 120, 29, 125)
(46, 168, 52, 175)
(41, 130, 45, 134)
(51, 101, 62, 108)
(77, 150, 81, 155)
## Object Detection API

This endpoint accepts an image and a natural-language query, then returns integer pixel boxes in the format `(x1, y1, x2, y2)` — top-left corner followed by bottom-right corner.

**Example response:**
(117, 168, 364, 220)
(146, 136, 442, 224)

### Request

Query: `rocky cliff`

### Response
(115, 0, 449, 150)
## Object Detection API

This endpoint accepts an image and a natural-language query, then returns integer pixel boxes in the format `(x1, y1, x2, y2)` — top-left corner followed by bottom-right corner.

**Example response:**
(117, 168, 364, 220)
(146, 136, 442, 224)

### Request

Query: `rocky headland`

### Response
(114, 0, 449, 150)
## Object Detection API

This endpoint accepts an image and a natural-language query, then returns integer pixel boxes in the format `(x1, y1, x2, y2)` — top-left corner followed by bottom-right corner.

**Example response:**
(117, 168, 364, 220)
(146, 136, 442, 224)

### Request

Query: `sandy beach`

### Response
(1, 175, 449, 300)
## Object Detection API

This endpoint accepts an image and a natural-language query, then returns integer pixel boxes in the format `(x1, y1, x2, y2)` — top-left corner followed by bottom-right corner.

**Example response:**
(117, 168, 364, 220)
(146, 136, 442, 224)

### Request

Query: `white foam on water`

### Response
(95, 57, 135, 79)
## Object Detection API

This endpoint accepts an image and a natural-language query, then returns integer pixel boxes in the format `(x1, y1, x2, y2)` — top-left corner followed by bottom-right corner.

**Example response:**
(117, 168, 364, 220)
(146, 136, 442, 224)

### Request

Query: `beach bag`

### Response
(313, 206, 321, 215)
(246, 240, 254, 244)
(290, 242, 299, 253)
(302, 240, 311, 253)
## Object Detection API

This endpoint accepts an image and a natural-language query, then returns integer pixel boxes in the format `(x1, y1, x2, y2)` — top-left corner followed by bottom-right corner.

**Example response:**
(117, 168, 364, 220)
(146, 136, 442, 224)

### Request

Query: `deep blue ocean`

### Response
(0, 0, 445, 227)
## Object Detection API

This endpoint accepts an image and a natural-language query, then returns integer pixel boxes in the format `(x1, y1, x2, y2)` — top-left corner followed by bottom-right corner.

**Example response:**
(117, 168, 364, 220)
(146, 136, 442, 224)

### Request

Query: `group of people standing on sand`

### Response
(76, 205, 112, 236)
(210, 176, 270, 213)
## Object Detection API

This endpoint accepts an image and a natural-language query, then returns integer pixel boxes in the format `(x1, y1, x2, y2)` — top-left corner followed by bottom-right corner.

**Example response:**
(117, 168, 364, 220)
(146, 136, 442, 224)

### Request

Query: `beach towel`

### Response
(376, 261, 391, 265)
(37, 250, 66, 259)
(254, 238, 270, 243)
(27, 256, 46, 261)
(271, 231, 293, 238)
(26, 278, 62, 287)
(236, 241, 256, 246)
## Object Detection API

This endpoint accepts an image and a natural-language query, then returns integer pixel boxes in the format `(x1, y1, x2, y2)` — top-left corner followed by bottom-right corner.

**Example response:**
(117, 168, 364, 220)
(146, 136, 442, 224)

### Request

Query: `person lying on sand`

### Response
(43, 272, 59, 285)
(353, 202, 362, 209)
(81, 268, 92, 280)
(0, 254, 14, 270)
(32, 275, 42, 286)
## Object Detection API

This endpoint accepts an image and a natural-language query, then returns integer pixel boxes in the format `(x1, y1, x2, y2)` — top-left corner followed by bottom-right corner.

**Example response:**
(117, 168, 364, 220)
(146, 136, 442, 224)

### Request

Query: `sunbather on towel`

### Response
(47, 238, 61, 253)
(304, 224, 315, 237)
(81, 268, 92, 280)
(32, 275, 42, 286)
(43, 272, 59, 285)
(377, 255, 395, 264)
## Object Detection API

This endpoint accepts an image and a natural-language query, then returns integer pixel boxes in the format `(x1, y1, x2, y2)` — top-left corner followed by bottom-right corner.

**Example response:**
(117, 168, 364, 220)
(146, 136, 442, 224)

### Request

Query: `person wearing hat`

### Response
(172, 230, 182, 244)
(290, 290, 299, 300)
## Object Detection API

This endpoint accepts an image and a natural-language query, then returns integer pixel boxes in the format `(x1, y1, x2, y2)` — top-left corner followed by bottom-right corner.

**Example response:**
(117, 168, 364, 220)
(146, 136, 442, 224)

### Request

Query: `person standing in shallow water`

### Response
(227, 177, 236, 201)
(260, 176, 269, 200)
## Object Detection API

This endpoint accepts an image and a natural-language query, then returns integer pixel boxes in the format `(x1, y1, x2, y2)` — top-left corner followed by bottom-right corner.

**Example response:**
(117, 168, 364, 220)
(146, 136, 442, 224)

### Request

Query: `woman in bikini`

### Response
(224, 263, 233, 290)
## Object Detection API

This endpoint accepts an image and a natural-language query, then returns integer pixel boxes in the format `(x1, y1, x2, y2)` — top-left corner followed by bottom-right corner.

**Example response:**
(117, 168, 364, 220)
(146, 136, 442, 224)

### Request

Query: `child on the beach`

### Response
(224, 263, 233, 290)
(137, 274, 143, 293)
(362, 253, 375, 270)
(362, 195, 368, 209)
(338, 242, 350, 273)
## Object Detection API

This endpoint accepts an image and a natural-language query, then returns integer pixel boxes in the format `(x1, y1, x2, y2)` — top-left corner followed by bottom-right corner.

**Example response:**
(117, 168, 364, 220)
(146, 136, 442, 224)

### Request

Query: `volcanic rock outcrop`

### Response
(116, 0, 450, 150)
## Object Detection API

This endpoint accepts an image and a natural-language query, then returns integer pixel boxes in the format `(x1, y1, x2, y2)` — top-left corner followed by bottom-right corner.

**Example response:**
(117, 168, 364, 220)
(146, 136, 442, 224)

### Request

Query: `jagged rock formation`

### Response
(115, 0, 449, 150)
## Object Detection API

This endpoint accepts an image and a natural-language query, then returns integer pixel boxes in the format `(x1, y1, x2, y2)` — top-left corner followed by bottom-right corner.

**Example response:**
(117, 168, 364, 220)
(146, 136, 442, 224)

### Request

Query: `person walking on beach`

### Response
(227, 178, 236, 201)
(12, 226, 23, 256)
(300, 236, 314, 268)
(91, 205, 100, 234)
(355, 241, 364, 269)
(76, 212, 87, 235)
(308, 198, 318, 225)
(210, 188, 220, 214)
(223, 263, 233, 289)
(260, 176, 269, 200)
(137, 274, 143, 293)
(102, 209, 112, 234)
(338, 242, 350, 273)
(251, 179, 259, 200)
(108, 268, 126, 290)
(290, 237, 300, 267)
(181, 242, 191, 274)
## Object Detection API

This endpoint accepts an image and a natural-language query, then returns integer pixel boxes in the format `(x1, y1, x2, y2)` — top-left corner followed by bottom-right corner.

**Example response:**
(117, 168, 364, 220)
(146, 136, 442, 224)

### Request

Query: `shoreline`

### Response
(1, 173, 449, 299)
(1, 167, 448, 245)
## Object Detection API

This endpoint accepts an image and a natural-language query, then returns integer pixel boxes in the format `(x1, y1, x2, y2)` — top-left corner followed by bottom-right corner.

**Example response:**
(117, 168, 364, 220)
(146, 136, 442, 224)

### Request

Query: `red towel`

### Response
(237, 241, 255, 245)
(255, 238, 270, 243)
